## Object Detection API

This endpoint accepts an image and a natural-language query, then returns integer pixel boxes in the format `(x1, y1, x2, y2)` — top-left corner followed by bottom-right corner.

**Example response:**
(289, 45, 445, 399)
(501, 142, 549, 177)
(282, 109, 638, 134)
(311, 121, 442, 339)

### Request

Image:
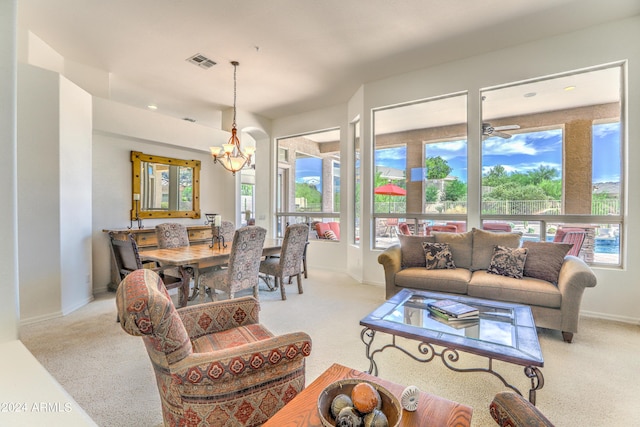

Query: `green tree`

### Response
(528, 165, 559, 185)
(425, 185, 439, 202)
(444, 179, 467, 201)
(425, 156, 452, 179)
(483, 165, 509, 187)
(295, 183, 321, 210)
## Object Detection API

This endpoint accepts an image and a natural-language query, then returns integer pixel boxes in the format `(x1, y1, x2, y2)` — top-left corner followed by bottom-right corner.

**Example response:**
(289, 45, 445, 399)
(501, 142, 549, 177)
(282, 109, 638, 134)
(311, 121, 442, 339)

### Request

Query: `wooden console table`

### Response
(103, 225, 213, 290)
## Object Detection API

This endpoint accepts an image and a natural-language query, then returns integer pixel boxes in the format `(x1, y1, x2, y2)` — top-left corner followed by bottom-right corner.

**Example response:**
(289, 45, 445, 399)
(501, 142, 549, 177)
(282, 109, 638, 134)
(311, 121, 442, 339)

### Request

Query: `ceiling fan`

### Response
(482, 122, 521, 140)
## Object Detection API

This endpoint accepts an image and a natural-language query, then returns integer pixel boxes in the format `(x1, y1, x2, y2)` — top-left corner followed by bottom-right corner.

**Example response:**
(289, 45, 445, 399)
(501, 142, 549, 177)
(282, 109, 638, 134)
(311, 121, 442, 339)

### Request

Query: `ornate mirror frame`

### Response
(131, 151, 201, 219)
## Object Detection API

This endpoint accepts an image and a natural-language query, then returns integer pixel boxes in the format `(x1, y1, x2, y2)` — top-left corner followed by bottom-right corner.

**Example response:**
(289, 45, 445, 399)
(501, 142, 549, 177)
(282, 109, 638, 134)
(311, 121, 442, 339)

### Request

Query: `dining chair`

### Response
(259, 223, 308, 300)
(199, 226, 267, 300)
(155, 222, 190, 248)
(116, 268, 312, 427)
(155, 222, 197, 299)
(108, 231, 189, 307)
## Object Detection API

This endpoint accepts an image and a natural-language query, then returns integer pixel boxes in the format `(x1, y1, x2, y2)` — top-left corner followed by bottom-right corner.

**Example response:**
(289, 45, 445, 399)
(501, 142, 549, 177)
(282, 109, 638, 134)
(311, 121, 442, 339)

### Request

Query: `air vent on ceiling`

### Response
(186, 53, 216, 69)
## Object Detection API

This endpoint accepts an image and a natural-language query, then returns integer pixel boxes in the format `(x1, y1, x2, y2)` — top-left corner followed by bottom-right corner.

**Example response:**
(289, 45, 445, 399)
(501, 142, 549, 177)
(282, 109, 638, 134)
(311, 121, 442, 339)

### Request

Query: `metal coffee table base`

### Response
(361, 328, 544, 405)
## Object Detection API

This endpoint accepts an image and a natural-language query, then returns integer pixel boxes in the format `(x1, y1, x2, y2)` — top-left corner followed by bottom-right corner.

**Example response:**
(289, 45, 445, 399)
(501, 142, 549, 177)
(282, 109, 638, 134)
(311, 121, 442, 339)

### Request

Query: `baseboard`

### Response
(580, 310, 640, 325)
(62, 295, 95, 316)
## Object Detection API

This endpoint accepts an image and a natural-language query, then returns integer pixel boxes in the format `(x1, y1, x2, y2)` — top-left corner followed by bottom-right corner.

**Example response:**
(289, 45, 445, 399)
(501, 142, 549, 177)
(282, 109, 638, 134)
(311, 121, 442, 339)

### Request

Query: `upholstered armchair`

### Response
(116, 269, 312, 427)
(490, 391, 554, 427)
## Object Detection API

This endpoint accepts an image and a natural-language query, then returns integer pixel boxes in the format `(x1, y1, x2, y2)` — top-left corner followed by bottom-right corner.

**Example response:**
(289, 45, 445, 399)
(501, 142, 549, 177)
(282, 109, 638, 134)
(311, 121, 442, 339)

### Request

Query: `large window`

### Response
(276, 128, 341, 239)
(481, 64, 623, 265)
(373, 94, 468, 248)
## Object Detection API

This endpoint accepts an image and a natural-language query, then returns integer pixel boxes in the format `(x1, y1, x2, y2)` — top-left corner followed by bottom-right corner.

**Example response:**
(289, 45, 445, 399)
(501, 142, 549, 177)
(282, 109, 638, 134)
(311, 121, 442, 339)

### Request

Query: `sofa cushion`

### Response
(522, 241, 573, 284)
(471, 228, 523, 271)
(395, 267, 470, 294)
(398, 234, 435, 268)
(422, 242, 456, 270)
(468, 270, 561, 308)
(433, 230, 473, 269)
(487, 246, 528, 279)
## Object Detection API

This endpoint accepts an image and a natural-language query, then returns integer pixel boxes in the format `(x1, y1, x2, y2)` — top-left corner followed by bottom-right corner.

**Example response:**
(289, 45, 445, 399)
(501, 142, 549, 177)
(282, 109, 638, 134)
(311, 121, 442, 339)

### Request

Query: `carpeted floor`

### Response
(20, 269, 640, 426)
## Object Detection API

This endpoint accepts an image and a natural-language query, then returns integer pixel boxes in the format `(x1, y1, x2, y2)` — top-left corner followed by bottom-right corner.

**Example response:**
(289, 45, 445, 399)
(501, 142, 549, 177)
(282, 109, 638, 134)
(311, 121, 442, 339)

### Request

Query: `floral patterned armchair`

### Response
(116, 269, 312, 427)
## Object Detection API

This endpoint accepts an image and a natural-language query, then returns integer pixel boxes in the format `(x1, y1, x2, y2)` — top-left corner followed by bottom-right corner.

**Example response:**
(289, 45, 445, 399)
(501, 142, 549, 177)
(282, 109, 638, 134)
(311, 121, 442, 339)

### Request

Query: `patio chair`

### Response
(426, 224, 458, 235)
(116, 269, 312, 427)
(553, 227, 586, 257)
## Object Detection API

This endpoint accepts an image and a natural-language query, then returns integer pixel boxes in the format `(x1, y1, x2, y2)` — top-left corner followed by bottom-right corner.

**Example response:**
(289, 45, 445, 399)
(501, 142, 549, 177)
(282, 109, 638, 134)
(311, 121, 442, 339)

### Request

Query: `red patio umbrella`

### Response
(374, 183, 406, 212)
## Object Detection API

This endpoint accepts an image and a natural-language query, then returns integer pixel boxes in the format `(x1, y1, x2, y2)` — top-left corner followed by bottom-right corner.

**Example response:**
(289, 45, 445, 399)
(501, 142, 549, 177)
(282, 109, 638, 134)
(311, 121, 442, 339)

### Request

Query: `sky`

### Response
(296, 123, 621, 186)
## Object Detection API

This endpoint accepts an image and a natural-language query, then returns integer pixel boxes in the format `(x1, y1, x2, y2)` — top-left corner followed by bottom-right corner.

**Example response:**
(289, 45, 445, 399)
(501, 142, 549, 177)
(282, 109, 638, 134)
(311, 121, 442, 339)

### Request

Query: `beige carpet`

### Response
(20, 269, 640, 426)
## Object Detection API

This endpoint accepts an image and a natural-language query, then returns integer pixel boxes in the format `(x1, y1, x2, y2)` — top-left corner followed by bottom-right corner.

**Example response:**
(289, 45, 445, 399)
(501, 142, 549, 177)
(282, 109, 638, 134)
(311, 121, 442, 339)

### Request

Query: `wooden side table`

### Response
(263, 363, 472, 427)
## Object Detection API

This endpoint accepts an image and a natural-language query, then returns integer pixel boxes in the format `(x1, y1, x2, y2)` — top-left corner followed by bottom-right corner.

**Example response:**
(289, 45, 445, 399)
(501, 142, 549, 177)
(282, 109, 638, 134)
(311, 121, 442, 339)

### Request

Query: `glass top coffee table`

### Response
(360, 289, 544, 404)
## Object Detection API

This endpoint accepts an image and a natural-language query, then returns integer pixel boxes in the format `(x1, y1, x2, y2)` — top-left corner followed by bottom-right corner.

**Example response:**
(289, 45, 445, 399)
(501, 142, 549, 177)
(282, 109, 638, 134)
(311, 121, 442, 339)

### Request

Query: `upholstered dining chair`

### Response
(156, 222, 190, 248)
(212, 220, 235, 248)
(259, 223, 308, 300)
(155, 222, 198, 299)
(116, 269, 312, 427)
(199, 226, 267, 300)
(108, 232, 189, 307)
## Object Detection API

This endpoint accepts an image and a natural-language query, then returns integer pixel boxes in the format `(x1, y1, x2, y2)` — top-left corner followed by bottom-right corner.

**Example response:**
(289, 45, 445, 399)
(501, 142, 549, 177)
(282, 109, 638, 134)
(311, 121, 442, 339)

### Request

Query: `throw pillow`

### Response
(471, 228, 523, 271)
(522, 241, 573, 284)
(487, 245, 529, 279)
(433, 230, 473, 269)
(323, 230, 338, 240)
(398, 234, 436, 268)
(422, 242, 456, 270)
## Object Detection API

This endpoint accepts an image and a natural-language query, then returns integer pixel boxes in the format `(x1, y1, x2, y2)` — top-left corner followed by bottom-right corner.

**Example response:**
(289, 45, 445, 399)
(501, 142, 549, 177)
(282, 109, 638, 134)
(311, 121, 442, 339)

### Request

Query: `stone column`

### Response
(564, 120, 593, 214)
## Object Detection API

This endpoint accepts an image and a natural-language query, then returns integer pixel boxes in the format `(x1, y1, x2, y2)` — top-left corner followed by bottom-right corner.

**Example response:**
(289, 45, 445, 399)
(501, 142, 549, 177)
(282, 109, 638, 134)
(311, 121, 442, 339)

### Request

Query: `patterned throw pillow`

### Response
(422, 242, 456, 270)
(487, 245, 528, 279)
(323, 230, 338, 240)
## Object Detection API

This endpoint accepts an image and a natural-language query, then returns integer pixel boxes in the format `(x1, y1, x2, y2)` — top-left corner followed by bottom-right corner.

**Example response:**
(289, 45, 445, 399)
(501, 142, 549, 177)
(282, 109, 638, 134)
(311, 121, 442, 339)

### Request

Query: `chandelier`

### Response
(210, 61, 254, 175)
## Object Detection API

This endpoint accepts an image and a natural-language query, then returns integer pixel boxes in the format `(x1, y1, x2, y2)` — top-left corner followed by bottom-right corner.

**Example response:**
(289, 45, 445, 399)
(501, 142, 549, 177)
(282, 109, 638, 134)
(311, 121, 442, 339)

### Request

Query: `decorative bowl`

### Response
(317, 379, 402, 427)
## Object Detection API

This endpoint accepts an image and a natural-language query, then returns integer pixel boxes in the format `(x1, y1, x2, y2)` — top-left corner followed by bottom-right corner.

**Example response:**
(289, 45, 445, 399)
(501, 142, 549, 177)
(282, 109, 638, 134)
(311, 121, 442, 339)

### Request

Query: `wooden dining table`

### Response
(140, 238, 283, 302)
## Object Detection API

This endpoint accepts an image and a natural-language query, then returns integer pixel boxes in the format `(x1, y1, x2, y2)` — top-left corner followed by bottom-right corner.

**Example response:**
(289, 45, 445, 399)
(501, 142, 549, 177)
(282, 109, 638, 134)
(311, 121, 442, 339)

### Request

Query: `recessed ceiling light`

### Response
(523, 92, 536, 98)
(147, 104, 158, 110)
(564, 86, 576, 91)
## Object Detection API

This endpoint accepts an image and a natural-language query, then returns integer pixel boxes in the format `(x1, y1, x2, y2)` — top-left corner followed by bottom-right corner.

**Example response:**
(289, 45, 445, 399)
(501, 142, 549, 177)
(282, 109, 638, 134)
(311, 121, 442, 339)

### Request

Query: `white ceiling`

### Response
(17, 0, 640, 127)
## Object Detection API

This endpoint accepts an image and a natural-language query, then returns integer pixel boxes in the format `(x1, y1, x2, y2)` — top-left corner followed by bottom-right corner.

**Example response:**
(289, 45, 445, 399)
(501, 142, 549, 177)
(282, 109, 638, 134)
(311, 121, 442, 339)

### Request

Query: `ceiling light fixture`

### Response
(210, 61, 254, 176)
(564, 85, 576, 91)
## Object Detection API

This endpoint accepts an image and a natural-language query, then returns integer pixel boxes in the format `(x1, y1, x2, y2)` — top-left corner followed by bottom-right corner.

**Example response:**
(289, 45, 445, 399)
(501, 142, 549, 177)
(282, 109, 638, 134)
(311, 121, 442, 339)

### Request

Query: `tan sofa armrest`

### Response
(177, 296, 260, 339)
(556, 255, 597, 335)
(378, 244, 402, 298)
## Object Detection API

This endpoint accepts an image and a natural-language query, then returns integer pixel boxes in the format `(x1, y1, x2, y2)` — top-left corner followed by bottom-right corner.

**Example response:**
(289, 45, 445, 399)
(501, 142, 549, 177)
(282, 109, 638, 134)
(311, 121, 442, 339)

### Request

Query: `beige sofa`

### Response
(378, 228, 597, 343)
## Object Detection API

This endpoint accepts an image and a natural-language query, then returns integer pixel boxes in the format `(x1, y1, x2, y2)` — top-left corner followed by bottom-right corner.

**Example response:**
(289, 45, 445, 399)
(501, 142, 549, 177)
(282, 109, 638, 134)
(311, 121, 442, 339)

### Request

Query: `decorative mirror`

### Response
(131, 151, 201, 219)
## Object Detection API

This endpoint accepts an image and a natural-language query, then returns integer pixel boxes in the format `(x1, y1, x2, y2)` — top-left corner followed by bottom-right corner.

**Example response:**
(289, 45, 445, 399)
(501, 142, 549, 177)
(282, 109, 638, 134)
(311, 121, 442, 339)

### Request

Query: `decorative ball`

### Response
(400, 385, 420, 412)
(363, 408, 389, 427)
(331, 394, 354, 419)
(351, 382, 381, 414)
(336, 406, 364, 427)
